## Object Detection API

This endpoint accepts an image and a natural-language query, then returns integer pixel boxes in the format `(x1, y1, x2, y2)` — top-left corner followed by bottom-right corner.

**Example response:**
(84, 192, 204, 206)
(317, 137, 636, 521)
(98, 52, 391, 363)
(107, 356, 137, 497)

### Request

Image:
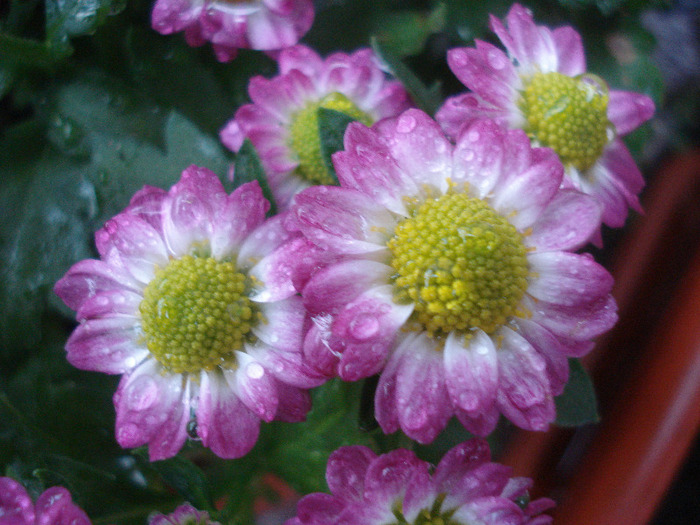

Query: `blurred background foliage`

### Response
(0, 0, 697, 523)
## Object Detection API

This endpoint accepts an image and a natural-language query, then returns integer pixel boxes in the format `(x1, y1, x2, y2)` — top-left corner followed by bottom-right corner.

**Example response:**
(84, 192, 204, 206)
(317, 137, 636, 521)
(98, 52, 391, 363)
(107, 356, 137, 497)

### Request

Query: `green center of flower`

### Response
(388, 193, 529, 337)
(390, 494, 463, 525)
(139, 255, 255, 374)
(289, 92, 373, 185)
(521, 71, 610, 171)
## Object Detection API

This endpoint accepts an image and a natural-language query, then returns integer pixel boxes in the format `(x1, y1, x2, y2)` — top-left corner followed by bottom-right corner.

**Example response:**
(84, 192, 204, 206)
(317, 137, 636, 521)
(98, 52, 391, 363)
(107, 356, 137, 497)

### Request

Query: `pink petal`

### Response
(371, 109, 453, 194)
(54, 259, 141, 311)
(395, 334, 452, 443)
(363, 449, 424, 505)
(292, 186, 392, 254)
(326, 446, 376, 502)
(211, 181, 269, 260)
(125, 185, 167, 231)
(302, 259, 392, 316)
(608, 91, 655, 136)
(452, 119, 509, 198)
(433, 439, 491, 492)
(527, 190, 602, 252)
(278, 44, 323, 76)
(273, 380, 311, 422)
(527, 252, 613, 307)
(230, 353, 279, 422)
(436, 93, 512, 141)
(0, 477, 34, 525)
(253, 296, 306, 352)
(75, 288, 141, 321)
(161, 166, 226, 256)
(496, 328, 555, 431)
(334, 285, 413, 381)
(528, 293, 618, 343)
(552, 26, 586, 76)
(334, 122, 418, 215)
(94, 214, 168, 284)
(35, 487, 90, 525)
(516, 319, 570, 396)
(66, 317, 147, 374)
(197, 370, 260, 459)
(113, 360, 190, 461)
(443, 331, 498, 421)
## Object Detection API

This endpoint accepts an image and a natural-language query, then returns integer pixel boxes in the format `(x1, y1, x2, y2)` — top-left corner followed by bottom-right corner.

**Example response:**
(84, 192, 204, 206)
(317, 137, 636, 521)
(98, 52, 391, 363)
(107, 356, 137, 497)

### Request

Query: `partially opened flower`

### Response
(220, 44, 412, 208)
(149, 503, 220, 525)
(287, 439, 554, 525)
(55, 166, 322, 461)
(151, 0, 314, 62)
(290, 109, 616, 441)
(0, 477, 90, 525)
(436, 3, 655, 238)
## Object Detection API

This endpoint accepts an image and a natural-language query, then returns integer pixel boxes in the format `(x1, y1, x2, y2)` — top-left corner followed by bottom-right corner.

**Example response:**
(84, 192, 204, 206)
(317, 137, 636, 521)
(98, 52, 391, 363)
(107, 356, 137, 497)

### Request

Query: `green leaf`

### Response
(265, 379, 374, 494)
(318, 107, 356, 185)
(555, 358, 599, 426)
(372, 3, 447, 57)
(371, 36, 442, 116)
(141, 454, 214, 511)
(233, 139, 277, 216)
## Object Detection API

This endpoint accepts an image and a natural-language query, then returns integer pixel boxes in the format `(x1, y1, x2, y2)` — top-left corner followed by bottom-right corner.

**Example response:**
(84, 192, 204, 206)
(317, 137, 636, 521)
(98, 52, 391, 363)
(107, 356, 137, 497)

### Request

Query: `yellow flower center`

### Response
(388, 193, 529, 338)
(390, 493, 462, 525)
(521, 72, 610, 172)
(139, 255, 256, 374)
(289, 92, 373, 185)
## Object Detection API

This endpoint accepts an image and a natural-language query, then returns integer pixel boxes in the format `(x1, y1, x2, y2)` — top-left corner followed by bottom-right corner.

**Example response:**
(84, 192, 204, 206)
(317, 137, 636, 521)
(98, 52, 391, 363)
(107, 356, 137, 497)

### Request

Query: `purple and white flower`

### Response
(151, 0, 314, 62)
(289, 109, 616, 441)
(149, 503, 220, 525)
(220, 44, 412, 209)
(286, 439, 554, 525)
(0, 477, 90, 525)
(55, 166, 323, 461)
(436, 3, 655, 238)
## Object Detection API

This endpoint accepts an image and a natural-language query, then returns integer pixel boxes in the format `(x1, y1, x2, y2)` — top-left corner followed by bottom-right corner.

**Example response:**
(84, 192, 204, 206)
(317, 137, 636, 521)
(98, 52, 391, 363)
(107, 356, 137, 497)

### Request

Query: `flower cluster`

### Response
(46, 1, 655, 522)
(287, 439, 554, 525)
(0, 478, 90, 525)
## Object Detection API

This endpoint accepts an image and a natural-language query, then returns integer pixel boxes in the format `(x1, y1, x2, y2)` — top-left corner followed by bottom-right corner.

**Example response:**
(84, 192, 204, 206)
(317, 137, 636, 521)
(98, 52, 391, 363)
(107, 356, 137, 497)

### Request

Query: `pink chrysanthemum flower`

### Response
(151, 0, 314, 62)
(436, 3, 655, 237)
(287, 439, 554, 525)
(54, 166, 323, 461)
(0, 477, 90, 525)
(289, 109, 616, 441)
(149, 503, 220, 525)
(220, 44, 412, 209)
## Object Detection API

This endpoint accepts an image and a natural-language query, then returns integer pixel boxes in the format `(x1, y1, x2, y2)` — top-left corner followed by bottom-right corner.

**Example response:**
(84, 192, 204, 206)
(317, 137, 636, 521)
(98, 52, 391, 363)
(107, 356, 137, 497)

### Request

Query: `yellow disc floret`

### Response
(388, 194, 529, 337)
(139, 255, 256, 374)
(521, 72, 610, 172)
(289, 92, 374, 185)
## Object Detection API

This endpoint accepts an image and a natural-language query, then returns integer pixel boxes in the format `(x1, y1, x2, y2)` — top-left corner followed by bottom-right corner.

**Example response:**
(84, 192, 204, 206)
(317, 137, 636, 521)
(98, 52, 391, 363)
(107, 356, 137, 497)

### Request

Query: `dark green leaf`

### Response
(555, 358, 599, 426)
(318, 107, 356, 185)
(372, 3, 447, 57)
(371, 36, 443, 116)
(233, 139, 277, 216)
(143, 455, 214, 511)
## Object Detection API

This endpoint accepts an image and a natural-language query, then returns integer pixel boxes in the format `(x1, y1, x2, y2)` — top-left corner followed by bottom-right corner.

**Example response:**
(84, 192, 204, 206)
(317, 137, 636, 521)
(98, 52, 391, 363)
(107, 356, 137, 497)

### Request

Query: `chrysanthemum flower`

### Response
(0, 477, 90, 525)
(149, 503, 220, 525)
(436, 3, 655, 237)
(151, 0, 314, 62)
(220, 44, 412, 208)
(54, 166, 323, 461)
(290, 109, 616, 440)
(286, 439, 554, 525)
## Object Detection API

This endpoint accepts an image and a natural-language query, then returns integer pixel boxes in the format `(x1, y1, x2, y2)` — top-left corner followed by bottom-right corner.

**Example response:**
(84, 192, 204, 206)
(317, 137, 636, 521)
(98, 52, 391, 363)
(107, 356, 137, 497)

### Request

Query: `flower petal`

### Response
(35, 487, 90, 525)
(326, 446, 376, 503)
(496, 328, 555, 431)
(65, 317, 146, 374)
(113, 359, 190, 461)
(444, 331, 499, 425)
(197, 370, 261, 459)
(292, 186, 393, 254)
(231, 352, 279, 422)
(0, 477, 34, 525)
(527, 190, 602, 252)
(608, 90, 655, 136)
(527, 252, 613, 307)
(395, 334, 452, 443)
